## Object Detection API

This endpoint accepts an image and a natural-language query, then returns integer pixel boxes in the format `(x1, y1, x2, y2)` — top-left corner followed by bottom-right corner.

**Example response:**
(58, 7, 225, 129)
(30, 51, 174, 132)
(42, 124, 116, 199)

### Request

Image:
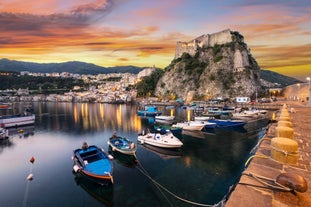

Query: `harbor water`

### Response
(0, 102, 270, 207)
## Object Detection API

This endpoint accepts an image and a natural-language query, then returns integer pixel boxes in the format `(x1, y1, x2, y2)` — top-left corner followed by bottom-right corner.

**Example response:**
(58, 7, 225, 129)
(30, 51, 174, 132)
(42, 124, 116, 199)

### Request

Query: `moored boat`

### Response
(137, 105, 162, 117)
(155, 115, 175, 121)
(72, 143, 114, 185)
(0, 113, 35, 128)
(138, 130, 183, 148)
(172, 121, 205, 131)
(154, 125, 182, 134)
(208, 119, 246, 127)
(107, 134, 136, 155)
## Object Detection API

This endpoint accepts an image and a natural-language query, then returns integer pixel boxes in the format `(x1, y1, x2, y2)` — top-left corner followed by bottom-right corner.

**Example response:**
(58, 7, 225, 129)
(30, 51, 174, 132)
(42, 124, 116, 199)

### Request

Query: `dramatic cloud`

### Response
(0, 0, 310, 80)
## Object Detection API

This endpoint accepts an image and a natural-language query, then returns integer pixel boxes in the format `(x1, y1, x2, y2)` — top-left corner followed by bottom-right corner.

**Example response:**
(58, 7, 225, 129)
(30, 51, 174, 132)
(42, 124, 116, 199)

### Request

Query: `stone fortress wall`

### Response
(174, 29, 233, 59)
(174, 29, 250, 71)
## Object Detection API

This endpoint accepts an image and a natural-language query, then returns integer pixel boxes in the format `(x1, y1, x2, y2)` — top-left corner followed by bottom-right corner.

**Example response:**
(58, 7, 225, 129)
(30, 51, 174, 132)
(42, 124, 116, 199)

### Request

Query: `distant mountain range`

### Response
(0, 58, 301, 87)
(0, 58, 143, 74)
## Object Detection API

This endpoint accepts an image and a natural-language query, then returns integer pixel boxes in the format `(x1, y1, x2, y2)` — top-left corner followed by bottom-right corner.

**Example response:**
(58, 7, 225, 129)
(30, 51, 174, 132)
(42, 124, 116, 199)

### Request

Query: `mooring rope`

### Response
(22, 164, 33, 207)
(134, 155, 219, 207)
(241, 171, 292, 192)
(134, 154, 173, 207)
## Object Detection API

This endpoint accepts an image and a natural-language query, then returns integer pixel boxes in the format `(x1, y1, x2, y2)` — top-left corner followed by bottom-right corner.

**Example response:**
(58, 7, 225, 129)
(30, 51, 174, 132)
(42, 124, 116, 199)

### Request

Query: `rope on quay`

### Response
(134, 155, 220, 207)
(240, 171, 292, 192)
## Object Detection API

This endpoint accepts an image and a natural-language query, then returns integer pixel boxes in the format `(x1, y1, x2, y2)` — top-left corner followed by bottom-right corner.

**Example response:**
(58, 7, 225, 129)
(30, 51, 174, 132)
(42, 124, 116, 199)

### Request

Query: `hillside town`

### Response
(0, 67, 157, 104)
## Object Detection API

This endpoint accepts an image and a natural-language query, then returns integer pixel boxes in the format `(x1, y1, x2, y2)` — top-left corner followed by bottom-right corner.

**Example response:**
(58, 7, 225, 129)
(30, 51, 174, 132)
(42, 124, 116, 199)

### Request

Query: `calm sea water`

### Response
(0, 102, 269, 207)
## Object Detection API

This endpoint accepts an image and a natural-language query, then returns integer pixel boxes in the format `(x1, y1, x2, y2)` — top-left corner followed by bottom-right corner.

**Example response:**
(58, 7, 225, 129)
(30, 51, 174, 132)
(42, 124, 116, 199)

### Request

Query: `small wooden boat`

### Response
(0, 127, 9, 139)
(107, 135, 137, 155)
(138, 130, 183, 148)
(72, 143, 114, 185)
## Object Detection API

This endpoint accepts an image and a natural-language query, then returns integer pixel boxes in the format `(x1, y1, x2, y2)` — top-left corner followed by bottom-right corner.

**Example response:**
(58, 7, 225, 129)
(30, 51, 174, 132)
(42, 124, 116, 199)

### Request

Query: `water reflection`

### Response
(108, 146, 138, 168)
(140, 144, 182, 159)
(33, 102, 143, 134)
(74, 176, 114, 207)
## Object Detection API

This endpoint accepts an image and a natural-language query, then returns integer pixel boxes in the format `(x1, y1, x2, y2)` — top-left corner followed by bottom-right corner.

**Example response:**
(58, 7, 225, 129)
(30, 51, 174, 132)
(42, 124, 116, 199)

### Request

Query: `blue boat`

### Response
(72, 143, 114, 185)
(208, 119, 246, 127)
(137, 105, 162, 116)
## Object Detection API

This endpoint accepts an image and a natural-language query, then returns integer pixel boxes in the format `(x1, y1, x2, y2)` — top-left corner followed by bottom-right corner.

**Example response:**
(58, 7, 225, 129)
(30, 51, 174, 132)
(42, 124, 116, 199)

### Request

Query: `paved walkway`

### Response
(226, 102, 311, 207)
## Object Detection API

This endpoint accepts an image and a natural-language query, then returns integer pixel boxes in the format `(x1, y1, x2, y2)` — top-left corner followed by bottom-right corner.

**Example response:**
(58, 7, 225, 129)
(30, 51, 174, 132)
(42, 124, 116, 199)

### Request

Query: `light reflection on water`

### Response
(0, 102, 270, 207)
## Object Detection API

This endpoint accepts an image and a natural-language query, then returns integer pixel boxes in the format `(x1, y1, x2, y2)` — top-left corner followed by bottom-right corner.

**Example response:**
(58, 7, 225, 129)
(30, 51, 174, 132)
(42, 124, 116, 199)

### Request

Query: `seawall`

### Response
(226, 102, 311, 207)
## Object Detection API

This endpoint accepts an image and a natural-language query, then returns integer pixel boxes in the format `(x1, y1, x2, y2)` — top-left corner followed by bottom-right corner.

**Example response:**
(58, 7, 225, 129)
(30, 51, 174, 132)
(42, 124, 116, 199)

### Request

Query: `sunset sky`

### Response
(0, 0, 310, 80)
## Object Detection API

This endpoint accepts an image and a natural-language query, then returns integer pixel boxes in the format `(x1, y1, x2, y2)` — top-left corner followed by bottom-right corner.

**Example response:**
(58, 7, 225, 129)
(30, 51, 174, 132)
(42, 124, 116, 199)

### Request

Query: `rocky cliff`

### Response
(155, 29, 263, 102)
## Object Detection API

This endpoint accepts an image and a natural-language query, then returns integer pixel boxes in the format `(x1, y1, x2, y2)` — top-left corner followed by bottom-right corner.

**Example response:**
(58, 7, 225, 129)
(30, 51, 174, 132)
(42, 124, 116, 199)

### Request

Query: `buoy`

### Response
(29, 156, 35, 164)
(130, 143, 135, 149)
(271, 137, 298, 165)
(276, 173, 308, 193)
(108, 154, 114, 160)
(27, 173, 33, 180)
(73, 165, 80, 173)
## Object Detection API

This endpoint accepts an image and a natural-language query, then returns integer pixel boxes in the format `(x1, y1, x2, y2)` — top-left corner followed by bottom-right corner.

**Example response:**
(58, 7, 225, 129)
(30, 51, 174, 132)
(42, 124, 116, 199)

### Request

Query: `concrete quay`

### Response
(226, 102, 311, 207)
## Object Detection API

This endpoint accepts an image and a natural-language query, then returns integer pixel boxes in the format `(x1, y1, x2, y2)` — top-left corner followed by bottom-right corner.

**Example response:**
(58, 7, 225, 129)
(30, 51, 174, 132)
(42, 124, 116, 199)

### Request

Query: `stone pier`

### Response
(226, 102, 311, 207)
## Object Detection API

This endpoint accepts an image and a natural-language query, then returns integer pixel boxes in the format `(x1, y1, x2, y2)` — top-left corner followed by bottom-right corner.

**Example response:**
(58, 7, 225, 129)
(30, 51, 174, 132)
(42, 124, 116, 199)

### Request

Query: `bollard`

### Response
(271, 137, 298, 165)
(277, 120, 293, 128)
(278, 116, 291, 122)
(275, 126, 294, 139)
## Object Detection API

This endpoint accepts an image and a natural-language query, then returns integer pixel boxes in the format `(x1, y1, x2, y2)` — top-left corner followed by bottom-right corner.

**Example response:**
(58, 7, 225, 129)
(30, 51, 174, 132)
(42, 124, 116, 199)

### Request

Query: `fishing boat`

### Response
(137, 105, 162, 117)
(208, 119, 246, 127)
(72, 143, 114, 185)
(138, 130, 183, 148)
(107, 135, 137, 155)
(0, 127, 9, 139)
(0, 113, 35, 128)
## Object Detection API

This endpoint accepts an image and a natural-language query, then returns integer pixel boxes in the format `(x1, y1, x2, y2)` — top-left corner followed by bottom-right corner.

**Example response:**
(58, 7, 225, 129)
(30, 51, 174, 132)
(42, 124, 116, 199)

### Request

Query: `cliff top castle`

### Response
(174, 29, 244, 59)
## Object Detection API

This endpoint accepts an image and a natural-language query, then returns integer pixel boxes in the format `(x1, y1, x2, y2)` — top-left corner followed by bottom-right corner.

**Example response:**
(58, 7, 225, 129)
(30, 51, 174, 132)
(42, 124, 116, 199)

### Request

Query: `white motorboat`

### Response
(194, 116, 211, 121)
(155, 115, 175, 121)
(138, 131, 183, 148)
(0, 127, 9, 139)
(172, 121, 206, 131)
